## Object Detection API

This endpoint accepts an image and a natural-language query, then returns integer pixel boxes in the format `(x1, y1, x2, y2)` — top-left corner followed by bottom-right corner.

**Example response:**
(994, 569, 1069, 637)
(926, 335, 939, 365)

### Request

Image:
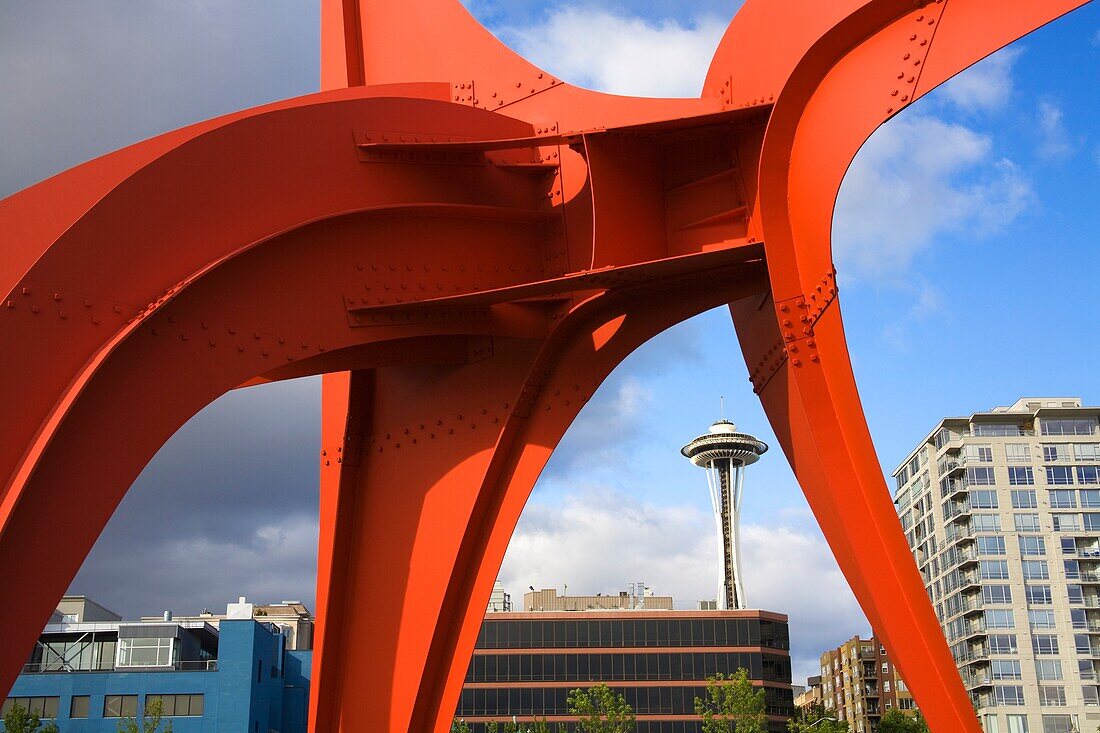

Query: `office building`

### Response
(794, 675, 823, 710)
(5, 596, 311, 732)
(893, 397, 1100, 733)
(139, 599, 314, 650)
(522, 586, 673, 612)
(818, 635, 915, 732)
(456, 590, 794, 732)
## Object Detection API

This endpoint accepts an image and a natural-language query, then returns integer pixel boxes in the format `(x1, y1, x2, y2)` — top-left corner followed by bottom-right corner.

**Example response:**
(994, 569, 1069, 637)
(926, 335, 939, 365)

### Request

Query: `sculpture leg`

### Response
(311, 270, 768, 733)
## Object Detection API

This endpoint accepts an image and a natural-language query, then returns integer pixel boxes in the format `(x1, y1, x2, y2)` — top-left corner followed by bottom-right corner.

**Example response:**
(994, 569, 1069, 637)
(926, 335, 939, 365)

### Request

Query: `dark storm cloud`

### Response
(0, 1, 322, 617)
(70, 378, 322, 619)
(0, 0, 319, 198)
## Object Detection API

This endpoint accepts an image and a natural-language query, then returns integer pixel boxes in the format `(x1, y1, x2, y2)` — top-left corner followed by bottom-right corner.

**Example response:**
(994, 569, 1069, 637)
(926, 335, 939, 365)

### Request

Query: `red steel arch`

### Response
(0, 1, 1089, 731)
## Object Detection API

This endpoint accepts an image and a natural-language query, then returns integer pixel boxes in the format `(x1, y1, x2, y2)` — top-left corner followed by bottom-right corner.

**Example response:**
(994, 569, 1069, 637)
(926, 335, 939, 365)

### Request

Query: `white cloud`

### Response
(500, 7, 729, 97)
(499, 488, 866, 684)
(543, 375, 654, 477)
(936, 48, 1020, 112)
(834, 113, 1032, 283)
(1036, 100, 1079, 161)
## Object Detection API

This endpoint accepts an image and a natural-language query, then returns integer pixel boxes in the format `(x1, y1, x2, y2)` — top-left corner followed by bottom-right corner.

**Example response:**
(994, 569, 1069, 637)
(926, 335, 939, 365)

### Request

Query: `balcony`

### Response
(965, 672, 994, 689)
(956, 648, 990, 664)
(944, 501, 972, 523)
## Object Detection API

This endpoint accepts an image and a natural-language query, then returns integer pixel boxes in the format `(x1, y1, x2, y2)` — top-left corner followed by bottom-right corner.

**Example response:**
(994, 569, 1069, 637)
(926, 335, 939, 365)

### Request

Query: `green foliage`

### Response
(787, 701, 847, 733)
(2, 704, 59, 733)
(878, 709, 928, 733)
(481, 721, 560, 733)
(451, 719, 472, 733)
(116, 697, 172, 733)
(567, 683, 636, 733)
(693, 669, 767, 733)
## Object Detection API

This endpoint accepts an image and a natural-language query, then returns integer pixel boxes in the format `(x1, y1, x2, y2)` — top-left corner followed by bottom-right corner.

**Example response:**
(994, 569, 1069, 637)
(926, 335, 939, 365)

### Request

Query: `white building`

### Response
(893, 397, 1100, 733)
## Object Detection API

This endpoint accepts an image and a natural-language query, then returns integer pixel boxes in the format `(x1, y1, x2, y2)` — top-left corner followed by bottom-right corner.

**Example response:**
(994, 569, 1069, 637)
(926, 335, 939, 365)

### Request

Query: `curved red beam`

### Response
(0, 1, 1090, 731)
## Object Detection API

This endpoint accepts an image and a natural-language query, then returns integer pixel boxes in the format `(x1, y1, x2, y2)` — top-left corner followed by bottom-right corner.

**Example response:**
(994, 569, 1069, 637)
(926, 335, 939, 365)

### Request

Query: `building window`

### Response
(1076, 444, 1100, 461)
(1028, 610, 1056, 629)
(1005, 715, 1029, 733)
(1022, 561, 1050, 580)
(1044, 444, 1072, 462)
(1076, 634, 1092, 654)
(974, 514, 1002, 532)
(1014, 514, 1041, 532)
(1033, 635, 1060, 655)
(1035, 660, 1063, 681)
(70, 696, 90, 719)
(1064, 560, 1081, 579)
(984, 585, 1013, 604)
(1038, 713, 1082, 730)
(1081, 490, 1100, 508)
(1011, 490, 1038, 508)
(979, 537, 1008, 555)
(993, 660, 1023, 679)
(104, 695, 138, 718)
(975, 424, 1025, 437)
(1041, 419, 1097, 436)
(117, 637, 174, 667)
(1020, 537, 1046, 556)
(965, 445, 994, 463)
(1, 698, 59, 719)
(1062, 537, 1078, 554)
(986, 610, 1016, 629)
(1047, 467, 1075, 485)
(989, 635, 1018, 654)
(968, 467, 997, 486)
(1083, 686, 1099, 706)
(1053, 514, 1082, 532)
(1077, 467, 1100, 485)
(1006, 444, 1031, 461)
(1084, 513, 1100, 531)
(972, 490, 999, 509)
(146, 694, 204, 717)
(981, 561, 1011, 580)
(1038, 686, 1067, 706)
(1067, 585, 1085, 604)
(1009, 468, 1036, 486)
(994, 686, 1026, 706)
(1049, 490, 1077, 509)
(1026, 586, 1053, 605)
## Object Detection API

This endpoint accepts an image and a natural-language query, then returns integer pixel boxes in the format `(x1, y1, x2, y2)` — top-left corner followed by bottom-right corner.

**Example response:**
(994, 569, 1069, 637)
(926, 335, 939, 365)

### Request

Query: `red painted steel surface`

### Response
(0, 1, 1090, 730)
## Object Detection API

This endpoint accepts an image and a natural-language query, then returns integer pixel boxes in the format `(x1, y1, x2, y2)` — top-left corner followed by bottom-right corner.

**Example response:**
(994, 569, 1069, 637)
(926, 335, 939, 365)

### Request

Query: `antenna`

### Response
(720, 396, 725, 421)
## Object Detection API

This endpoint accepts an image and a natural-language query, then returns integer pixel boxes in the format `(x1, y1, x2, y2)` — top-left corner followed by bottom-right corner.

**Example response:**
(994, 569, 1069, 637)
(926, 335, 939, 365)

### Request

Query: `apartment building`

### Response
(893, 397, 1100, 733)
(818, 636, 914, 732)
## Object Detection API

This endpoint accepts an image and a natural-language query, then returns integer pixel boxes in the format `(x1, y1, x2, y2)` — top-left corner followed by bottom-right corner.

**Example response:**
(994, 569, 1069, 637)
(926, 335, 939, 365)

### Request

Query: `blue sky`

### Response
(2, 0, 1098, 685)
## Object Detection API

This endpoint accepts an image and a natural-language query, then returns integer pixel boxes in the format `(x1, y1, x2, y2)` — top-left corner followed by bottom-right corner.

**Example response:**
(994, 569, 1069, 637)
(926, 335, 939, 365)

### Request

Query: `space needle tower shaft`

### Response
(682, 418, 767, 610)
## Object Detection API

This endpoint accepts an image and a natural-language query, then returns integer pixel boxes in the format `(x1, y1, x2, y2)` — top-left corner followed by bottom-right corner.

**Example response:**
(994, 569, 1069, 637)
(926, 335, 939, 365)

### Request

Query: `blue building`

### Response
(2, 597, 311, 733)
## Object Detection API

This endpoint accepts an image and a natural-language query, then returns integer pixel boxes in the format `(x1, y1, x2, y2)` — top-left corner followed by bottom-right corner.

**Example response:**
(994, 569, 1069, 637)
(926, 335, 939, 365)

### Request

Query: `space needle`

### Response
(681, 413, 767, 610)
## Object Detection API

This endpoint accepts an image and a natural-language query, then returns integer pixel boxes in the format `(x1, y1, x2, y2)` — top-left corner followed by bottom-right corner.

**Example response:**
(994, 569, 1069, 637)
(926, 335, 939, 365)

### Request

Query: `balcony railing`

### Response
(20, 659, 217, 674)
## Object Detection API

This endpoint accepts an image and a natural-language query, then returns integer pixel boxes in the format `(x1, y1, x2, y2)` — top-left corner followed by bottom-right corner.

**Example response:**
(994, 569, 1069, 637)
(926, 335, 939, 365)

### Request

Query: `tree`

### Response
(451, 719, 472, 733)
(567, 684, 635, 733)
(116, 696, 172, 733)
(693, 669, 767, 733)
(787, 701, 848, 733)
(2, 704, 59, 733)
(878, 709, 929, 733)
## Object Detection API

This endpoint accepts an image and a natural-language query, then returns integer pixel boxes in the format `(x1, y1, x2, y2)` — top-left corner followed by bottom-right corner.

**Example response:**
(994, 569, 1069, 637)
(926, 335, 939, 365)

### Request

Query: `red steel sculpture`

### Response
(0, 0, 1089, 730)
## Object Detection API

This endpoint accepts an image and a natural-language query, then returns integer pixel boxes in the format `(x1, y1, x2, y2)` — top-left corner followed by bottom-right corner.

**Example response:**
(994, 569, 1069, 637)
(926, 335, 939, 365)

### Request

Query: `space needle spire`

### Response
(681, 410, 767, 610)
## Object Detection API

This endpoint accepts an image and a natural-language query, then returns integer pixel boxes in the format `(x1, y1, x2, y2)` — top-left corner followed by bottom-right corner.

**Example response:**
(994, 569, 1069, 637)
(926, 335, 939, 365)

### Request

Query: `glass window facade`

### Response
(460, 614, 793, 732)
